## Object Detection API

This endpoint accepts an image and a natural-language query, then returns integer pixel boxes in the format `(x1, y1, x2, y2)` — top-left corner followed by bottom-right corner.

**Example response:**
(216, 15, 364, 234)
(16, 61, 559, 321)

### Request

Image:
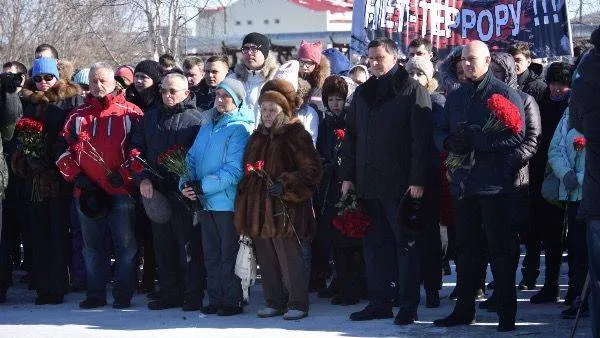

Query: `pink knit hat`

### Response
(298, 40, 323, 65)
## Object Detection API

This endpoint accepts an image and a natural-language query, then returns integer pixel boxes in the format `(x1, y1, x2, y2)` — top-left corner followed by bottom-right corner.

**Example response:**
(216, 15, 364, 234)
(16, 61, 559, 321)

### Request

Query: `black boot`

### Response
(433, 312, 475, 327)
(148, 298, 182, 310)
(394, 311, 417, 325)
(349, 302, 393, 321)
(448, 286, 458, 300)
(530, 286, 559, 304)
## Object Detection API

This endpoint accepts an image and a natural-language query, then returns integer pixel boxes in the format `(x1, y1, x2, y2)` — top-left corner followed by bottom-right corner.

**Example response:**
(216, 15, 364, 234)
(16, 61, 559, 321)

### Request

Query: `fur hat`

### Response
(32, 57, 60, 79)
(259, 79, 298, 117)
(242, 32, 271, 58)
(274, 60, 300, 91)
(142, 190, 173, 224)
(298, 40, 323, 65)
(405, 56, 434, 82)
(321, 75, 348, 111)
(545, 61, 572, 86)
(134, 60, 162, 85)
(216, 77, 246, 107)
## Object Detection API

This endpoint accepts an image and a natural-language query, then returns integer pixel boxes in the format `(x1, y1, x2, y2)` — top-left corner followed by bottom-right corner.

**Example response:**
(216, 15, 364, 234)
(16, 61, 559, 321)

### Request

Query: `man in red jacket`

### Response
(56, 62, 143, 309)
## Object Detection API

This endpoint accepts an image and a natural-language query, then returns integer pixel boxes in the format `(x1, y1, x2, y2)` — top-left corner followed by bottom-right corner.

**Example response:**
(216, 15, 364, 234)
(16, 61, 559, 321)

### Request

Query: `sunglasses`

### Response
(159, 87, 186, 95)
(299, 60, 317, 67)
(33, 74, 55, 83)
(241, 45, 261, 54)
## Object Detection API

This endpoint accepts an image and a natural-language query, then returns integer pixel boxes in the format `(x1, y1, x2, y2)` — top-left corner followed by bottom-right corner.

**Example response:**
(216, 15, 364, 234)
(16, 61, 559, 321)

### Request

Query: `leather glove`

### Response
(107, 171, 124, 188)
(563, 170, 579, 191)
(460, 125, 482, 153)
(443, 133, 469, 154)
(74, 174, 96, 191)
(267, 182, 284, 197)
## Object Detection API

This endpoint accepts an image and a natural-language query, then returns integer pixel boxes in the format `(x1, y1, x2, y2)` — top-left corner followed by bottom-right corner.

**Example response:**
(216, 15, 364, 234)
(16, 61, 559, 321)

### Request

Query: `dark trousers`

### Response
(567, 201, 588, 295)
(454, 194, 519, 323)
(79, 195, 137, 301)
(30, 196, 70, 297)
(420, 167, 442, 291)
(134, 197, 155, 289)
(362, 198, 420, 314)
(333, 247, 365, 300)
(521, 193, 564, 286)
(254, 237, 309, 312)
(151, 197, 204, 303)
(198, 211, 241, 308)
(0, 204, 8, 293)
(69, 198, 86, 285)
(587, 220, 600, 338)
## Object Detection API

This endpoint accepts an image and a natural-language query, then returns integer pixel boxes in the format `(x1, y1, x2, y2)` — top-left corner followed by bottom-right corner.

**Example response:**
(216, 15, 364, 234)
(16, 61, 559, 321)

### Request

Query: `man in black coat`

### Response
(571, 27, 600, 338)
(509, 42, 547, 104)
(339, 37, 433, 325)
(433, 41, 525, 332)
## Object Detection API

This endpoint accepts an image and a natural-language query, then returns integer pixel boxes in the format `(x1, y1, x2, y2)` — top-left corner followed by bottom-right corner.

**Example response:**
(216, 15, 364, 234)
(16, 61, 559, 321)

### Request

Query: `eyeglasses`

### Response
(159, 87, 186, 95)
(241, 45, 261, 54)
(33, 74, 54, 83)
(299, 60, 317, 67)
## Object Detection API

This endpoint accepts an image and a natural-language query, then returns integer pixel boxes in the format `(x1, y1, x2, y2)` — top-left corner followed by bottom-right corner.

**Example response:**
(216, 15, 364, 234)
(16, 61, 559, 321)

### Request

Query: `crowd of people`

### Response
(0, 27, 599, 336)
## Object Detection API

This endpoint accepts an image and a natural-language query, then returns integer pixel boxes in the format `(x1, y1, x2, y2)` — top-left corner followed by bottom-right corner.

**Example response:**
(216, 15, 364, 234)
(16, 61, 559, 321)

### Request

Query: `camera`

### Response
(0, 72, 23, 93)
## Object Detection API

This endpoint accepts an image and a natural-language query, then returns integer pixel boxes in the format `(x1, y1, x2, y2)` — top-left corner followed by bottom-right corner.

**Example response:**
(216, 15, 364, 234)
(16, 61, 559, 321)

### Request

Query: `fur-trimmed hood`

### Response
(25, 80, 80, 105)
(439, 46, 464, 94)
(233, 54, 278, 82)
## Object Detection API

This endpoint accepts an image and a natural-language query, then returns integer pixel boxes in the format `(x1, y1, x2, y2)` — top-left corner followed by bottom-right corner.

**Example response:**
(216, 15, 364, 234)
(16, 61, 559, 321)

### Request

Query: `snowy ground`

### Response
(0, 253, 592, 338)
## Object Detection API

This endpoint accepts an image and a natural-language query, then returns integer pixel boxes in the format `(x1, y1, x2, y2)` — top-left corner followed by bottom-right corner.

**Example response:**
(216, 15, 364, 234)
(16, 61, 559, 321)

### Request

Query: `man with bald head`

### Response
(57, 62, 144, 309)
(129, 73, 205, 312)
(433, 41, 525, 332)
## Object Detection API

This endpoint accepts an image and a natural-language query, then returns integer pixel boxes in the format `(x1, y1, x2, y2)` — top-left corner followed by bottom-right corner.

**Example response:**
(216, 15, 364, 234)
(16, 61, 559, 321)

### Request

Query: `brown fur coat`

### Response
(234, 120, 323, 239)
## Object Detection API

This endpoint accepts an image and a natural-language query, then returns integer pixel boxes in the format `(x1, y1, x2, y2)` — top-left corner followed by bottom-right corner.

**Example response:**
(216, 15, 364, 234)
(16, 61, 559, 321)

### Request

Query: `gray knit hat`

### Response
(217, 77, 246, 107)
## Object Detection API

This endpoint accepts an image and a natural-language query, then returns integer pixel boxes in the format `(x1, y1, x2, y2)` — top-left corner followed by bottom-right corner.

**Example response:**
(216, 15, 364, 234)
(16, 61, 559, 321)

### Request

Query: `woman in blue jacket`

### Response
(181, 77, 253, 316)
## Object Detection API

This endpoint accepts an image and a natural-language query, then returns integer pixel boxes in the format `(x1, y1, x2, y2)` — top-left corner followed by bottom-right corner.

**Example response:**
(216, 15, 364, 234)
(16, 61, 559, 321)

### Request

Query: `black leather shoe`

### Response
(426, 290, 440, 308)
(148, 299, 181, 310)
(530, 286, 559, 304)
(318, 279, 338, 298)
(201, 305, 219, 314)
(113, 298, 131, 309)
(147, 291, 161, 300)
(79, 298, 107, 309)
(518, 279, 536, 291)
(497, 320, 516, 332)
(349, 303, 393, 321)
(433, 312, 475, 327)
(182, 298, 203, 312)
(394, 312, 417, 325)
(217, 306, 243, 316)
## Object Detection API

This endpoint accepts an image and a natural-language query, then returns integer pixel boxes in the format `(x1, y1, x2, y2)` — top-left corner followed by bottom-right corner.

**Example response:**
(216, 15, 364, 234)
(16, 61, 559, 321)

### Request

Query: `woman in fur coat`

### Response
(12, 58, 82, 304)
(234, 79, 322, 320)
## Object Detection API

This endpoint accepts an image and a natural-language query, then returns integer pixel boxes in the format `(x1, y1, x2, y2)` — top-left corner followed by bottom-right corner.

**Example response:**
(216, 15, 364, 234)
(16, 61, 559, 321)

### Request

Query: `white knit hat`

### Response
(405, 56, 435, 82)
(274, 60, 300, 91)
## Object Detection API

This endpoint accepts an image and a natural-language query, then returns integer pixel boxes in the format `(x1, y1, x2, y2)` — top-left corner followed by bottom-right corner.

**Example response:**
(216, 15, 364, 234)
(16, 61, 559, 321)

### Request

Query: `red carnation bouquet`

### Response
(332, 193, 371, 239)
(16, 118, 46, 158)
(158, 145, 207, 209)
(245, 160, 299, 245)
(573, 136, 587, 152)
(123, 148, 163, 179)
(446, 94, 523, 169)
(69, 131, 111, 174)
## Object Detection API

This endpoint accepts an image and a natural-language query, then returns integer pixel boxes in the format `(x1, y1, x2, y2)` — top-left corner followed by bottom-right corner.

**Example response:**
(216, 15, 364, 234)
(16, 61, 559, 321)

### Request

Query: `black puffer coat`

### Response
(517, 63, 547, 104)
(571, 48, 600, 220)
(129, 96, 202, 192)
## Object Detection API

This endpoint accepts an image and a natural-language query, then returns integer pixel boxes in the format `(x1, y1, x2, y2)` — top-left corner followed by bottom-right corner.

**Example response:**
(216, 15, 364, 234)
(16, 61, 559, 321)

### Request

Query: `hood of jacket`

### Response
(323, 48, 352, 75)
(439, 46, 465, 94)
(233, 54, 278, 82)
(204, 103, 255, 127)
(491, 52, 518, 89)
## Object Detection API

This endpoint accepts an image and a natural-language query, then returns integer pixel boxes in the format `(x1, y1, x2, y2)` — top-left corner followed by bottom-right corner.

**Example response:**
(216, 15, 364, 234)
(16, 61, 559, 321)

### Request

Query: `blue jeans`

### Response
(587, 220, 600, 338)
(78, 194, 137, 301)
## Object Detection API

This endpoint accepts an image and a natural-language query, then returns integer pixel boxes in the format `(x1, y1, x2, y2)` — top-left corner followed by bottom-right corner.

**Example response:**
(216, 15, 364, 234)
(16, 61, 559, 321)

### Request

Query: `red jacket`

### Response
(56, 91, 143, 196)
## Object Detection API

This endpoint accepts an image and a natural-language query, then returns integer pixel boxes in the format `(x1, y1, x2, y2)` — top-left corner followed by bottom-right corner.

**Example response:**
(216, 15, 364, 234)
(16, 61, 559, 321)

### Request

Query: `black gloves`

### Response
(563, 171, 579, 191)
(267, 182, 284, 197)
(74, 174, 96, 191)
(444, 125, 482, 154)
(107, 172, 124, 188)
(444, 133, 469, 154)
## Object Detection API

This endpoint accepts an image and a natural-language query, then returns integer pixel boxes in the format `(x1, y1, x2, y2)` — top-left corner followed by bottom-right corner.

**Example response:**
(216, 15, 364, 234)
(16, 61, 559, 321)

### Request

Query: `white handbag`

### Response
(235, 235, 257, 301)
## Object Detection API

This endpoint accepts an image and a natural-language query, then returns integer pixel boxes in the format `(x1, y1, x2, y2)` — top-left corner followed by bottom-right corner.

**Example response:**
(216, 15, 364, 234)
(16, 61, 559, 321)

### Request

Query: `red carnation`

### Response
(485, 94, 524, 134)
(245, 163, 255, 176)
(78, 131, 91, 142)
(130, 148, 141, 158)
(334, 129, 346, 141)
(573, 136, 587, 152)
(254, 160, 265, 171)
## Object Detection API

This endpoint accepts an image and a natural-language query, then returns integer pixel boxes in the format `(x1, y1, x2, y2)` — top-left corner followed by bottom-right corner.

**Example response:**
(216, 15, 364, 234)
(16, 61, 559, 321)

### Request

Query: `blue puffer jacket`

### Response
(548, 108, 586, 201)
(181, 105, 253, 211)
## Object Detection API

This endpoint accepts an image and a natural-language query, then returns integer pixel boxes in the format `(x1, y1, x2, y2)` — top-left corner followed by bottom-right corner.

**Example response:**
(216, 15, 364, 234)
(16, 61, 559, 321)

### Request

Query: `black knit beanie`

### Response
(545, 62, 572, 86)
(242, 32, 271, 58)
(134, 60, 162, 85)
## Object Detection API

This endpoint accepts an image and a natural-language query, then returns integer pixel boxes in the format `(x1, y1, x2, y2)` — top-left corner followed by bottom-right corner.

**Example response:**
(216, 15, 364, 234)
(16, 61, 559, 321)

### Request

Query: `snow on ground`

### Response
(0, 254, 592, 338)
